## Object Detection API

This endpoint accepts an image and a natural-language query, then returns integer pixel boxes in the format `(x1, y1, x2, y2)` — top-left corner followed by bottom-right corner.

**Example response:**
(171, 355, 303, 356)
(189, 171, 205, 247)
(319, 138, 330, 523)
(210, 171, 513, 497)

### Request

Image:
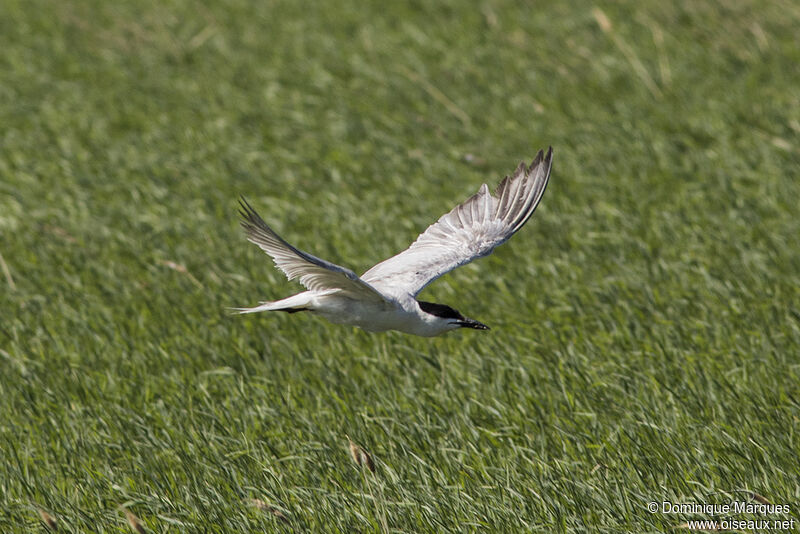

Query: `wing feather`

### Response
(362, 147, 553, 297)
(239, 198, 389, 303)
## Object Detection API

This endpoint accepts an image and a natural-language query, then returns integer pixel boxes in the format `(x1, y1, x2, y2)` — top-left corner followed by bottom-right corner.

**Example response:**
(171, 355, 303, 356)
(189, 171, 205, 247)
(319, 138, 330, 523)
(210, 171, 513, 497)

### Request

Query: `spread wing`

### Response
(362, 147, 553, 298)
(239, 198, 389, 304)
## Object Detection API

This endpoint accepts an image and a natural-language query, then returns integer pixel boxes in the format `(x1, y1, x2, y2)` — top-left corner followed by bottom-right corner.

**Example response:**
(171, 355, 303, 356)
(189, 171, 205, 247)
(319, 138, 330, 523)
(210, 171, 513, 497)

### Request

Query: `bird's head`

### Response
(417, 301, 490, 332)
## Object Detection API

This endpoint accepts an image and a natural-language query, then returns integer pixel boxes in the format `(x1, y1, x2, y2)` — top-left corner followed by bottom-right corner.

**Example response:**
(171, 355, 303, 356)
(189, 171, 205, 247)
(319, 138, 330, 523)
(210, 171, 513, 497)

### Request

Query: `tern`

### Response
(236, 147, 553, 337)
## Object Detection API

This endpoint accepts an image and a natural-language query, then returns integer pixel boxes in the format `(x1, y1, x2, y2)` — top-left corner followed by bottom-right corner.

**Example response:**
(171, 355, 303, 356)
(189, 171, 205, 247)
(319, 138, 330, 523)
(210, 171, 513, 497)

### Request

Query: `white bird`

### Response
(236, 147, 553, 337)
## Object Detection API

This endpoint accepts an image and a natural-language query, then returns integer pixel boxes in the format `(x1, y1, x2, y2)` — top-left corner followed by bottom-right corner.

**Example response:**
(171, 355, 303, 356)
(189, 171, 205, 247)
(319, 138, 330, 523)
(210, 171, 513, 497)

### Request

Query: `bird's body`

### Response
(284, 292, 437, 334)
(236, 147, 553, 337)
(237, 288, 462, 337)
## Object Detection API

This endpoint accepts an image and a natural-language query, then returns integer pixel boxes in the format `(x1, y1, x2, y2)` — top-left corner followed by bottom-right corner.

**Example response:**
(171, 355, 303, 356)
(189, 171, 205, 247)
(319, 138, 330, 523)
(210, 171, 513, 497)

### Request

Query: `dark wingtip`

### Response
(529, 148, 545, 170)
(238, 196, 253, 215)
(542, 146, 554, 178)
(238, 196, 260, 221)
(238, 196, 249, 217)
(237, 196, 262, 234)
(529, 146, 553, 178)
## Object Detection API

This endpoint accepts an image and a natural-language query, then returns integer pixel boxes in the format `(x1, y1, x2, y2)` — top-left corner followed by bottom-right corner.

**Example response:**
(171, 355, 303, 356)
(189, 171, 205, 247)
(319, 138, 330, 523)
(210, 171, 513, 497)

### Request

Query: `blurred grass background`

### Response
(1, 0, 799, 531)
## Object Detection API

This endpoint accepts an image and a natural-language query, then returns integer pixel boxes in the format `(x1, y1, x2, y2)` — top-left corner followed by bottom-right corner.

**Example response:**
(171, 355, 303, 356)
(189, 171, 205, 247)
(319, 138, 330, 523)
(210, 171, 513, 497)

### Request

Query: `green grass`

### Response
(1, 0, 799, 531)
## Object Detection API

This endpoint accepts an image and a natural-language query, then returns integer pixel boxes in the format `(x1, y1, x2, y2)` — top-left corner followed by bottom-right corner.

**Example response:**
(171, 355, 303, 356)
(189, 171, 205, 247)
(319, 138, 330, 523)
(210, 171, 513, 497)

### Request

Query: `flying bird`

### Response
(236, 147, 553, 337)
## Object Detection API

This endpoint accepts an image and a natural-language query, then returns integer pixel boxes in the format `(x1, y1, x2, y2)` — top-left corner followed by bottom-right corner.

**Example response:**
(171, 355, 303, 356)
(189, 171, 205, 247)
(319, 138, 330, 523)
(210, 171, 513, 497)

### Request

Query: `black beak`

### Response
(456, 319, 490, 330)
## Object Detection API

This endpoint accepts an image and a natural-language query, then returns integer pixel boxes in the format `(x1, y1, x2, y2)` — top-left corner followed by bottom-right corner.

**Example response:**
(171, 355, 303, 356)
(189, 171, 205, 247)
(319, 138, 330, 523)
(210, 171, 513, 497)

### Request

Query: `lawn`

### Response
(1, 0, 799, 532)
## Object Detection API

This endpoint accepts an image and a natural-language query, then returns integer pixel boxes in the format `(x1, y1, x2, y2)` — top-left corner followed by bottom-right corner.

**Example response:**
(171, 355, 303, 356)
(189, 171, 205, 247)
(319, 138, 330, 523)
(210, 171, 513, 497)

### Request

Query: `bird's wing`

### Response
(362, 147, 553, 298)
(239, 198, 390, 304)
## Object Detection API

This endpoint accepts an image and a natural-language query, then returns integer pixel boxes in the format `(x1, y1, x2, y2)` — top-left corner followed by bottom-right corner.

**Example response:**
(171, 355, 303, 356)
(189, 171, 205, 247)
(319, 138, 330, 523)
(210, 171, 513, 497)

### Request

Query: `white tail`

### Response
(233, 292, 315, 314)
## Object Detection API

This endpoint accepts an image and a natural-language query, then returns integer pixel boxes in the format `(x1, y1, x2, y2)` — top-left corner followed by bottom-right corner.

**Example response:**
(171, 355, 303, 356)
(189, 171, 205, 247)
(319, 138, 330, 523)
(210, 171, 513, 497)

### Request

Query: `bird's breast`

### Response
(312, 294, 427, 334)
